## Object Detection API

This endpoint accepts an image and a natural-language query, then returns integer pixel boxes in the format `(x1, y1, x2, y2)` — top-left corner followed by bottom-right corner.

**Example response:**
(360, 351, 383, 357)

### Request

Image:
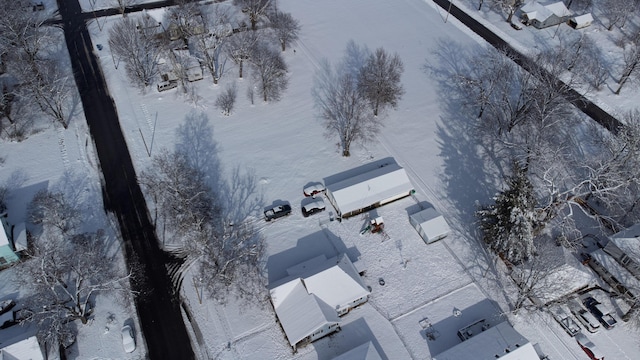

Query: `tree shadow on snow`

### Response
(423, 39, 511, 306)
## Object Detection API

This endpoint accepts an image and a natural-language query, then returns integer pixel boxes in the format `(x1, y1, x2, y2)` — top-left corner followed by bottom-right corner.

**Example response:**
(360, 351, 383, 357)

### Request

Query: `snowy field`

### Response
(1, 0, 640, 359)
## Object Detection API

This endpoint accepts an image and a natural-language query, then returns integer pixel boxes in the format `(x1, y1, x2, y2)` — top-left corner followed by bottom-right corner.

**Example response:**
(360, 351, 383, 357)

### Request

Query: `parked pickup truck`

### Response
(264, 204, 292, 221)
(583, 296, 617, 329)
(549, 305, 580, 337)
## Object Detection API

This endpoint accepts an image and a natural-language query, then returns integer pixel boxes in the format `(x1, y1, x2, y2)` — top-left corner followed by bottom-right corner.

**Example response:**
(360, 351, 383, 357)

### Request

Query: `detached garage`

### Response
(324, 158, 414, 219)
(409, 207, 450, 244)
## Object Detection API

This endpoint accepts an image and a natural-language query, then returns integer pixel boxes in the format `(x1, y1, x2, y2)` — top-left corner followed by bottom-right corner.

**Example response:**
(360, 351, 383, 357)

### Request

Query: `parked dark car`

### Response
(302, 199, 325, 217)
(264, 204, 292, 221)
(583, 296, 617, 329)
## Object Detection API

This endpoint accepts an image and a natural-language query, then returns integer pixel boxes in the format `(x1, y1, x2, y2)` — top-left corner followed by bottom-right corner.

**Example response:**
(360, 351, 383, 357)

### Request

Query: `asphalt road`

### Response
(55, 0, 195, 359)
(432, 0, 623, 133)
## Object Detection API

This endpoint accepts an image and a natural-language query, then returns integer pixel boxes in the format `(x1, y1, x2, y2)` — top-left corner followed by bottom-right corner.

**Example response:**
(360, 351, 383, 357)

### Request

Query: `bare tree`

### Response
(313, 52, 381, 157)
(27, 189, 81, 237)
(111, 0, 139, 16)
(215, 83, 237, 116)
(233, 0, 273, 31)
(269, 11, 300, 52)
(140, 149, 217, 234)
(615, 30, 640, 95)
(164, 2, 205, 41)
(189, 5, 231, 84)
(249, 42, 288, 102)
(493, 0, 523, 23)
(17, 58, 74, 128)
(358, 47, 405, 116)
(108, 15, 162, 88)
(226, 29, 258, 78)
(17, 230, 130, 350)
(599, 0, 636, 30)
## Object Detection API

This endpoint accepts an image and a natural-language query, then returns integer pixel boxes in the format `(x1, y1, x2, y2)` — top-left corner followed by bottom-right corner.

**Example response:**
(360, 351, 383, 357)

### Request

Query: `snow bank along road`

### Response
(56, 0, 195, 358)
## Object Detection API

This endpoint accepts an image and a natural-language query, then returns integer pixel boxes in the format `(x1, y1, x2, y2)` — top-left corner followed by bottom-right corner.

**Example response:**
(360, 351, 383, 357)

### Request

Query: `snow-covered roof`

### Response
(270, 254, 369, 346)
(433, 321, 538, 360)
(521, 1, 570, 20)
(591, 249, 640, 294)
(0, 335, 44, 360)
(302, 254, 370, 311)
(572, 13, 593, 25)
(610, 224, 640, 261)
(409, 207, 450, 243)
(0, 217, 9, 247)
(525, 245, 593, 304)
(270, 278, 340, 347)
(332, 341, 382, 360)
(325, 160, 413, 217)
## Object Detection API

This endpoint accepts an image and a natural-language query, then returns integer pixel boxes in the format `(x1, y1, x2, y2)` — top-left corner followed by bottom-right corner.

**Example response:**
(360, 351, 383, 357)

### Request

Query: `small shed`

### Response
(568, 13, 593, 29)
(409, 207, 450, 244)
(324, 158, 414, 219)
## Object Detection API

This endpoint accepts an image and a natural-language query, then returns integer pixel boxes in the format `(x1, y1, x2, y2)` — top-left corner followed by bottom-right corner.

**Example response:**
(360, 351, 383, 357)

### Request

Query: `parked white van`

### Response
(157, 81, 177, 92)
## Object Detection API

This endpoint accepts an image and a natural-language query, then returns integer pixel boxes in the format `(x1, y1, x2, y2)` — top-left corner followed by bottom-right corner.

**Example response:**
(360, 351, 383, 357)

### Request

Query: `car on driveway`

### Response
(302, 198, 326, 217)
(568, 299, 600, 333)
(575, 333, 604, 360)
(264, 204, 292, 221)
(303, 182, 325, 197)
(583, 296, 617, 329)
(121, 325, 136, 353)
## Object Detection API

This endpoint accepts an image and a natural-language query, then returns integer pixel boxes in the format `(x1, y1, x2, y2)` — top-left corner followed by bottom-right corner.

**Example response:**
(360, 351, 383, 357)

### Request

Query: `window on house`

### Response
(621, 254, 631, 265)
(0, 257, 6, 265)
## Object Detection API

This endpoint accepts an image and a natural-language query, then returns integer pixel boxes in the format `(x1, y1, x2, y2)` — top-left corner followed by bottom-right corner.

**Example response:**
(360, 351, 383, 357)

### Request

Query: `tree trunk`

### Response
(342, 148, 350, 157)
(239, 60, 243, 79)
(507, 8, 515, 23)
(281, 41, 286, 52)
(478, 0, 484, 10)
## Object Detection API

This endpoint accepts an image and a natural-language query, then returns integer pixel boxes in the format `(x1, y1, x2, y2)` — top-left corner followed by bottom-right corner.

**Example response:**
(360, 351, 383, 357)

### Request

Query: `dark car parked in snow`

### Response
(264, 204, 292, 221)
(583, 296, 617, 329)
(302, 198, 326, 217)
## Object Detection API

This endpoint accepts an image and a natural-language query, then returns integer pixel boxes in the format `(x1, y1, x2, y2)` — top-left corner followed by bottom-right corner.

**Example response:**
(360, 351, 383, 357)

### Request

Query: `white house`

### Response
(409, 207, 450, 244)
(324, 158, 414, 219)
(270, 254, 370, 348)
(0, 335, 44, 360)
(568, 13, 593, 29)
(433, 321, 539, 360)
(603, 223, 640, 280)
(520, 1, 572, 29)
(270, 278, 340, 349)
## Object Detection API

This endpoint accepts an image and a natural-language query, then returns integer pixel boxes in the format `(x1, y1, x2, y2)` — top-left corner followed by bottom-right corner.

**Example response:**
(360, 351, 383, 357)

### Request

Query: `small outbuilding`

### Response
(568, 13, 593, 29)
(409, 207, 450, 244)
(324, 158, 414, 219)
(0, 215, 20, 268)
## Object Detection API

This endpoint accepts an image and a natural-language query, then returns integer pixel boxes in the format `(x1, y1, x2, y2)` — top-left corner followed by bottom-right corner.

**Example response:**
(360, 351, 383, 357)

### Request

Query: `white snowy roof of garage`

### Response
(410, 207, 450, 242)
(270, 278, 339, 347)
(572, 13, 593, 25)
(433, 321, 538, 360)
(302, 254, 370, 311)
(325, 161, 413, 216)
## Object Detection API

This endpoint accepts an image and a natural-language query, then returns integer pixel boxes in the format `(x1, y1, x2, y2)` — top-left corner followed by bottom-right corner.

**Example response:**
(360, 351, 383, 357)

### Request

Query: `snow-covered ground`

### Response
(2, 0, 640, 359)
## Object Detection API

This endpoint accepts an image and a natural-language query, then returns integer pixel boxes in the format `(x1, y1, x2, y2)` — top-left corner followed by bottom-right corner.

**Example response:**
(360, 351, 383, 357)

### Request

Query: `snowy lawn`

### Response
(1, 0, 639, 358)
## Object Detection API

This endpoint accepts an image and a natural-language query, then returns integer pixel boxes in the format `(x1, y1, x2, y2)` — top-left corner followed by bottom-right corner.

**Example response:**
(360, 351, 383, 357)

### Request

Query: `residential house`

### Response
(433, 321, 539, 360)
(520, 1, 572, 29)
(270, 254, 370, 349)
(324, 158, 414, 219)
(0, 335, 44, 360)
(603, 223, 640, 280)
(0, 214, 19, 268)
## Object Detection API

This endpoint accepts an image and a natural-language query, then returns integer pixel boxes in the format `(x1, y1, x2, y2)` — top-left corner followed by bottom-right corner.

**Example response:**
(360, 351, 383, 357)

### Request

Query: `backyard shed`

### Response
(324, 158, 414, 219)
(409, 207, 450, 244)
(568, 13, 593, 29)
